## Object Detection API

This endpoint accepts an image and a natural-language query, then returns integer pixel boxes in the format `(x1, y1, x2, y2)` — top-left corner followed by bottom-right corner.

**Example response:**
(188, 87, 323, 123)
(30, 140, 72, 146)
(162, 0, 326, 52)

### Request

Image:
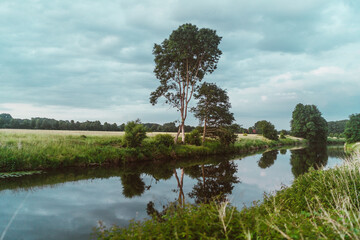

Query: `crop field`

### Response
(0, 129, 301, 140)
(0, 129, 177, 137)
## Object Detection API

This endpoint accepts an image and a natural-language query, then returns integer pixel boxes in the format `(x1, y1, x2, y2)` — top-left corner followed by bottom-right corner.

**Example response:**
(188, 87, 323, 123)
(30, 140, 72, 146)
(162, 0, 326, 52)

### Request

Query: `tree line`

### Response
(0, 113, 197, 132)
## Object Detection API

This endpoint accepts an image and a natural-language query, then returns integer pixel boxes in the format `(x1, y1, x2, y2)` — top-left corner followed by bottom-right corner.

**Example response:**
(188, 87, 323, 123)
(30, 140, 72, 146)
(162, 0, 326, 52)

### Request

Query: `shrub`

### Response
(243, 133, 248, 136)
(154, 134, 174, 147)
(185, 129, 201, 146)
(216, 127, 237, 146)
(124, 120, 147, 148)
(279, 130, 286, 139)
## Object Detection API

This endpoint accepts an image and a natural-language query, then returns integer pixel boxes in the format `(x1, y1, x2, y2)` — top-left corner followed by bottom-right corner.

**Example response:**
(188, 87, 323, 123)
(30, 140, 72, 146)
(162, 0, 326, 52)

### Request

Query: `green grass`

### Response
(345, 142, 360, 153)
(95, 152, 360, 240)
(0, 131, 303, 172)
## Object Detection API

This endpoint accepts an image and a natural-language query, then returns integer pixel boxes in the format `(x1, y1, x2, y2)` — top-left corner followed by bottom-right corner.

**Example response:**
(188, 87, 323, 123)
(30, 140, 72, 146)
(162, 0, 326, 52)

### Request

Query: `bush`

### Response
(124, 120, 147, 148)
(279, 130, 286, 139)
(154, 134, 174, 147)
(243, 133, 247, 136)
(216, 127, 237, 146)
(185, 129, 201, 146)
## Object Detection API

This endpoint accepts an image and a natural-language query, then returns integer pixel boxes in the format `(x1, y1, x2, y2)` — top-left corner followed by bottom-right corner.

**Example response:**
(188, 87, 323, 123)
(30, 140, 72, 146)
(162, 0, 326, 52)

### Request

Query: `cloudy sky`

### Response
(1, 0, 359, 129)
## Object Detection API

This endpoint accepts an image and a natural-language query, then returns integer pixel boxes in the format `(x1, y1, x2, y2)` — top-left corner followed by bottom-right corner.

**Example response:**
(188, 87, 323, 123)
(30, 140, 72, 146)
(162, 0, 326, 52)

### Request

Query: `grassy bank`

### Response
(0, 130, 303, 172)
(95, 152, 360, 239)
(345, 142, 360, 153)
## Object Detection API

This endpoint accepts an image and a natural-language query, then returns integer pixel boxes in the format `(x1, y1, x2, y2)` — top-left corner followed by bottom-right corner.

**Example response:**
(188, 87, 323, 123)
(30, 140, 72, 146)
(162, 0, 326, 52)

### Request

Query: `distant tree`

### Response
(254, 120, 278, 140)
(0, 113, 13, 128)
(192, 82, 234, 143)
(162, 122, 178, 132)
(119, 123, 126, 131)
(344, 113, 360, 143)
(279, 130, 286, 139)
(248, 127, 255, 134)
(327, 120, 348, 136)
(150, 23, 222, 143)
(124, 120, 147, 148)
(103, 122, 111, 131)
(290, 103, 328, 143)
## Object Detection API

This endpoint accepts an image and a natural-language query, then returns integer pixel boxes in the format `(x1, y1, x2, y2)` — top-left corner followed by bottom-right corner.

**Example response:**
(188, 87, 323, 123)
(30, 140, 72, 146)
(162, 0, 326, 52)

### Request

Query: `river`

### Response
(0, 145, 346, 240)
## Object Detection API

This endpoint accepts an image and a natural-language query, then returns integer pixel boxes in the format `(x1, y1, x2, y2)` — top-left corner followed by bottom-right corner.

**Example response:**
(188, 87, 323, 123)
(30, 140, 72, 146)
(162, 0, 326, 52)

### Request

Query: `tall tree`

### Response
(290, 103, 328, 143)
(344, 113, 360, 143)
(253, 120, 278, 140)
(150, 23, 222, 143)
(192, 82, 234, 143)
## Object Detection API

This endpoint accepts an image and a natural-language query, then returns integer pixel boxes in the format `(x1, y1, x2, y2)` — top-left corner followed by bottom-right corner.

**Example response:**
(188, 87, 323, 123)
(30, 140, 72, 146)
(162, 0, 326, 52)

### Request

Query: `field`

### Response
(0, 129, 304, 172)
(0, 128, 301, 140)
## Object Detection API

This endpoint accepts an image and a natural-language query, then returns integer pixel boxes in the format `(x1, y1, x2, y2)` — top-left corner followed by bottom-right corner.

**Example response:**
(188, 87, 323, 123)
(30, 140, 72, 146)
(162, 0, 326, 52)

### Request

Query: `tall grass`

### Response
(0, 131, 303, 172)
(95, 152, 360, 239)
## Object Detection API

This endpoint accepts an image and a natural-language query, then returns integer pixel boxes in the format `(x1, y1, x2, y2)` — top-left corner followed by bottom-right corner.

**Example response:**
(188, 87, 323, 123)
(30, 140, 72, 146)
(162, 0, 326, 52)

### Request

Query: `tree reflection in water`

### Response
(290, 144, 328, 178)
(280, 149, 287, 155)
(120, 173, 145, 198)
(173, 168, 186, 207)
(146, 161, 240, 219)
(257, 150, 278, 169)
(187, 161, 240, 204)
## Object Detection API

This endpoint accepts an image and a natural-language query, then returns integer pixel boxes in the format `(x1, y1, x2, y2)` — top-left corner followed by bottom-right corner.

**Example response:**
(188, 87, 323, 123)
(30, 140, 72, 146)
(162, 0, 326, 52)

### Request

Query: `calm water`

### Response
(0, 145, 346, 240)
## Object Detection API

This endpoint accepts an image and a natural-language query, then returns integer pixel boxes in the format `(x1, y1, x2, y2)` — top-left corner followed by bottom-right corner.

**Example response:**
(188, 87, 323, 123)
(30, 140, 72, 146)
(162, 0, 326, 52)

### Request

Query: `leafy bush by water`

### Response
(124, 120, 147, 148)
(185, 129, 202, 146)
(154, 134, 174, 147)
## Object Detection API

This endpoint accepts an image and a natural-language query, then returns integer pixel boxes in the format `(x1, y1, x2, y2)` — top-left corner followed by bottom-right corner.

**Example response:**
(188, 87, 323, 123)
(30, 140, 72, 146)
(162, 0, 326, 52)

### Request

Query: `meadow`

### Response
(0, 129, 303, 172)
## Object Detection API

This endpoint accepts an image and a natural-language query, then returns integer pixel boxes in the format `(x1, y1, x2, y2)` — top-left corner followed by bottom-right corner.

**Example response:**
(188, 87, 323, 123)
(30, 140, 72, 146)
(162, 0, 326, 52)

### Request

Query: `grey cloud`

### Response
(0, 0, 359, 129)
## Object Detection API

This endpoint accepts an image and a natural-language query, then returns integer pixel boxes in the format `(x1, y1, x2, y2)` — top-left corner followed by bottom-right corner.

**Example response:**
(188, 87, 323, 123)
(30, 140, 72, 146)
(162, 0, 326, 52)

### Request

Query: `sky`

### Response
(0, 0, 359, 129)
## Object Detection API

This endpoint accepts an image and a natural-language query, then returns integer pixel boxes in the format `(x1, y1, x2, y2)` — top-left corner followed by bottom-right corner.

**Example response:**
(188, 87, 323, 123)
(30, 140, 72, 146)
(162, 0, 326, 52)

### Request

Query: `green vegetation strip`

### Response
(95, 152, 360, 239)
(0, 132, 303, 172)
(345, 142, 360, 153)
(0, 170, 42, 179)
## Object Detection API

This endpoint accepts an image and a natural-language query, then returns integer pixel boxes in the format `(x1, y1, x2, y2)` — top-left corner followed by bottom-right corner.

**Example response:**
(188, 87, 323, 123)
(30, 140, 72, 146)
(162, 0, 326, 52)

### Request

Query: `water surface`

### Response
(0, 145, 346, 240)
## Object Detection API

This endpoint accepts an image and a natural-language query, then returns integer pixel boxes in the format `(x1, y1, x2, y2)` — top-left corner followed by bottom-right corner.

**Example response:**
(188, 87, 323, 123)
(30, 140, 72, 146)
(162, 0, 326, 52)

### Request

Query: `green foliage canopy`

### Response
(344, 113, 360, 143)
(124, 120, 147, 148)
(290, 103, 328, 143)
(254, 120, 279, 140)
(327, 119, 348, 136)
(192, 82, 234, 128)
(150, 23, 222, 143)
(192, 82, 235, 143)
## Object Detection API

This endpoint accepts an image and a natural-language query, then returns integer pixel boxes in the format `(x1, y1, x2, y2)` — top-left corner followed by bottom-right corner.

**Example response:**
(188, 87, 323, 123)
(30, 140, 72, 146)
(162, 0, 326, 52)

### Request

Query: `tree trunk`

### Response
(175, 125, 181, 143)
(174, 168, 185, 207)
(181, 121, 185, 144)
(202, 118, 207, 144)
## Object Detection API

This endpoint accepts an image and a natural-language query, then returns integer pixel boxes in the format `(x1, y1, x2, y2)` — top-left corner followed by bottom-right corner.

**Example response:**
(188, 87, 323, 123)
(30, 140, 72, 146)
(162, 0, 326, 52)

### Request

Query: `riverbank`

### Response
(345, 142, 360, 153)
(96, 152, 360, 239)
(0, 130, 304, 172)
